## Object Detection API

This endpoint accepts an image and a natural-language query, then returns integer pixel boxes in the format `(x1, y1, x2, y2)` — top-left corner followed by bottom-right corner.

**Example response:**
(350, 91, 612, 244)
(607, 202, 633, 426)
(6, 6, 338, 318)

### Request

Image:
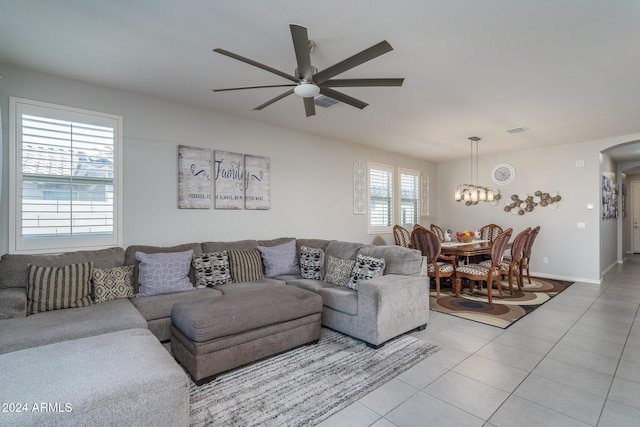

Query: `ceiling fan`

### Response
(212, 24, 404, 117)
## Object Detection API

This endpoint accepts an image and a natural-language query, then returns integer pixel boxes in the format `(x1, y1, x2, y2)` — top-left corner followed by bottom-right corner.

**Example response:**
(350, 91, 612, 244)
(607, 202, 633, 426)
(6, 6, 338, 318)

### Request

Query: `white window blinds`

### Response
(10, 98, 122, 253)
(369, 163, 393, 232)
(400, 169, 420, 227)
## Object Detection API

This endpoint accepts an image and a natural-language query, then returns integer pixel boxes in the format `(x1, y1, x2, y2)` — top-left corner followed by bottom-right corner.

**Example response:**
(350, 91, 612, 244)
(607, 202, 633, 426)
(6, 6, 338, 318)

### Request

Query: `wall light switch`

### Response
(587, 204, 594, 209)
(577, 222, 586, 229)
(576, 160, 585, 167)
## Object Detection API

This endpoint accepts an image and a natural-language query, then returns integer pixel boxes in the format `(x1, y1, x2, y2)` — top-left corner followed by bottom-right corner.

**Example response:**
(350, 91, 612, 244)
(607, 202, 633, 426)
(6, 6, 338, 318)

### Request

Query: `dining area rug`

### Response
(166, 328, 439, 426)
(429, 276, 573, 328)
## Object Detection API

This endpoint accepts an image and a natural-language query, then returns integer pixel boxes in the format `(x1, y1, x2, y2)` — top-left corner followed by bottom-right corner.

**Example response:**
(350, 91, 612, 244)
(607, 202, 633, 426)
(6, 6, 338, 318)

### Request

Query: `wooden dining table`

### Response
(440, 239, 493, 257)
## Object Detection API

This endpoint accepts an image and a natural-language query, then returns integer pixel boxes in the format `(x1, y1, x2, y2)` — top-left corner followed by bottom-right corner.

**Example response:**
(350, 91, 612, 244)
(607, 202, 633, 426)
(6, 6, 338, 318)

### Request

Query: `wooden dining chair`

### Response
(480, 227, 530, 294)
(521, 225, 541, 284)
(410, 227, 457, 297)
(479, 223, 504, 243)
(456, 228, 513, 303)
(393, 225, 412, 248)
(430, 224, 446, 242)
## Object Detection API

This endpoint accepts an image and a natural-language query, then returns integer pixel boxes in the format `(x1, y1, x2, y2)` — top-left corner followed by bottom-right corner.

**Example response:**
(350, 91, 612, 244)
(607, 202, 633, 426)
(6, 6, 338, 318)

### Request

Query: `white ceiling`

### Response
(1, 0, 639, 162)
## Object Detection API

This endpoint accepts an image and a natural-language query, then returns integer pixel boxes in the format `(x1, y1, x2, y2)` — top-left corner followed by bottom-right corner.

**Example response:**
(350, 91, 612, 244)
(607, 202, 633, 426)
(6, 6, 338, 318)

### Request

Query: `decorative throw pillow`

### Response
(257, 239, 301, 278)
(92, 265, 135, 303)
(299, 246, 324, 280)
(324, 255, 356, 287)
(135, 250, 194, 297)
(27, 262, 94, 315)
(192, 252, 233, 288)
(228, 249, 265, 283)
(349, 254, 386, 290)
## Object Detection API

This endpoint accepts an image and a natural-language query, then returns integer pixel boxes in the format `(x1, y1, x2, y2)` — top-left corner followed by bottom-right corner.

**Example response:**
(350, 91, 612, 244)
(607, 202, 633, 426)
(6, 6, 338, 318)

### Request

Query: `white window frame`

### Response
(9, 97, 123, 253)
(399, 168, 420, 227)
(368, 162, 394, 234)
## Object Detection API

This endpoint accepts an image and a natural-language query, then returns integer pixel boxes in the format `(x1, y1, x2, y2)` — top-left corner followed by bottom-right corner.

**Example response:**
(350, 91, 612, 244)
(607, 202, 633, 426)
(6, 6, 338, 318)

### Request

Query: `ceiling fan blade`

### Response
(253, 88, 295, 111)
(213, 84, 296, 92)
(303, 97, 316, 117)
(313, 40, 394, 84)
(319, 87, 368, 110)
(322, 78, 404, 87)
(290, 24, 313, 81)
(214, 48, 299, 83)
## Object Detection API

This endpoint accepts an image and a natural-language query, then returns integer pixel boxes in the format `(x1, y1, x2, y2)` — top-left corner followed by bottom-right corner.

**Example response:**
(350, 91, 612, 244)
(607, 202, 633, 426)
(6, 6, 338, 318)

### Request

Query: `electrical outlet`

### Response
(577, 222, 586, 229)
(543, 257, 549, 264)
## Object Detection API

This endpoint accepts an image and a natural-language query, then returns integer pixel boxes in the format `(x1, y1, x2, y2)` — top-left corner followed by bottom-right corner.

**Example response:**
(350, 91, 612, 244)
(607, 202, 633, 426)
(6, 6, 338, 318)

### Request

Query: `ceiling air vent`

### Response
(505, 126, 528, 134)
(314, 95, 340, 108)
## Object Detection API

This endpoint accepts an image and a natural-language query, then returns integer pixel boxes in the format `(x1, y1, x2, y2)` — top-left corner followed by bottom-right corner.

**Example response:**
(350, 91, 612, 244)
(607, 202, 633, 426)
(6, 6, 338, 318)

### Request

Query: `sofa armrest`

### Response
(0, 288, 28, 319)
(356, 274, 430, 345)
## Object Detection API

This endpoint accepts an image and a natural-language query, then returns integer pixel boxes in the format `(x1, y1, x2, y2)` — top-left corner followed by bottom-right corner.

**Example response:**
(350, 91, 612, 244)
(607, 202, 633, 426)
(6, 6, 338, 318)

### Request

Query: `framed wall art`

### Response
(213, 150, 244, 209)
(244, 154, 270, 210)
(177, 145, 212, 209)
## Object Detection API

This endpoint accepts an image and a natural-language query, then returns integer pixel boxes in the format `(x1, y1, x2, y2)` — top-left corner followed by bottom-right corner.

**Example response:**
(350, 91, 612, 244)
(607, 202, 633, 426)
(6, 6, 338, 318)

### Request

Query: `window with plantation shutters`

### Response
(368, 163, 393, 233)
(399, 168, 420, 227)
(10, 97, 122, 253)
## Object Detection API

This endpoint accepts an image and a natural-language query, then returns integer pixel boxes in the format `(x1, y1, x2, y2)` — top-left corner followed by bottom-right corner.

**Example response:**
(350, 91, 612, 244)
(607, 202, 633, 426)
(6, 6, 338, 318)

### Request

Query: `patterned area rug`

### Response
(430, 276, 573, 328)
(172, 328, 439, 426)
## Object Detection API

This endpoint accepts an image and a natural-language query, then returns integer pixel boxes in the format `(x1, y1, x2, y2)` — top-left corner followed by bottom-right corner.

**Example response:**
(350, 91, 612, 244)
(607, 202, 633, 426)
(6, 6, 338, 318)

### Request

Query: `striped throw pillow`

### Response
(228, 249, 265, 283)
(27, 262, 94, 315)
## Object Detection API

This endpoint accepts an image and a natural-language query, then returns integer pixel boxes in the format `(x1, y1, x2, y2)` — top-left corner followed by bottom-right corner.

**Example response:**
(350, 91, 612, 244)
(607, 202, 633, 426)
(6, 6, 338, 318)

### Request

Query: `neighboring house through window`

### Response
(9, 97, 123, 253)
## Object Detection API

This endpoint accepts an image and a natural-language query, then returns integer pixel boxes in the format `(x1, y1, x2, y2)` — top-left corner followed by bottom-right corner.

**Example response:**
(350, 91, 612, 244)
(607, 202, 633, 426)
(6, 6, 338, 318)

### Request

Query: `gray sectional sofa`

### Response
(0, 237, 429, 425)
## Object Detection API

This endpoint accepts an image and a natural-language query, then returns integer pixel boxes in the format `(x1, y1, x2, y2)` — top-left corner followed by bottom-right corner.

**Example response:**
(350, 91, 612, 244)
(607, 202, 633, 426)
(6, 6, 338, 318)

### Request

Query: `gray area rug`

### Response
(179, 328, 439, 426)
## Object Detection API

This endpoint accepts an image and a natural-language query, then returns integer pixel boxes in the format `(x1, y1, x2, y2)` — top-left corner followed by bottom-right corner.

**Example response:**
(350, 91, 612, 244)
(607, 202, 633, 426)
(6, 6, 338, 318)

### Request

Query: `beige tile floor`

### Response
(318, 256, 640, 426)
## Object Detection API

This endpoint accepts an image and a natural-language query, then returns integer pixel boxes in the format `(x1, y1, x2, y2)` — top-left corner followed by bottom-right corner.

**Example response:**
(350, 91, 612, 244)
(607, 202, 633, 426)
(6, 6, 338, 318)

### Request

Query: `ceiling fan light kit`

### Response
(212, 24, 404, 117)
(293, 82, 320, 98)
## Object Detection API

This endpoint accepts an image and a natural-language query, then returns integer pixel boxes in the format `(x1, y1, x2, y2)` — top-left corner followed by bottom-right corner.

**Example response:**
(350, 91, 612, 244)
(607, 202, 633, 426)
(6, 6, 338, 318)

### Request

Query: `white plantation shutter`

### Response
(399, 169, 420, 227)
(10, 98, 122, 253)
(368, 163, 393, 233)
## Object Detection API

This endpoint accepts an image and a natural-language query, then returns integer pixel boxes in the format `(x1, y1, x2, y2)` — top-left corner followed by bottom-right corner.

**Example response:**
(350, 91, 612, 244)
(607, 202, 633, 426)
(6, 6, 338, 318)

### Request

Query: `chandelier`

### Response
(455, 137, 495, 205)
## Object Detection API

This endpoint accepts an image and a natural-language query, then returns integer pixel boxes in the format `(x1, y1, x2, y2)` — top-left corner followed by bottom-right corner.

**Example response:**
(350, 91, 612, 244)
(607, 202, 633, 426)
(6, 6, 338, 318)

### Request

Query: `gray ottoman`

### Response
(171, 285, 323, 385)
(0, 328, 190, 426)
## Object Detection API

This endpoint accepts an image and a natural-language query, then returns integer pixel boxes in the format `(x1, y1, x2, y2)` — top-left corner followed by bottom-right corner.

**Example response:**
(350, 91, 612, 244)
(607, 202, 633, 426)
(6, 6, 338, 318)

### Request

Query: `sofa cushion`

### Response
(92, 265, 135, 303)
(228, 249, 265, 282)
(358, 245, 423, 276)
(27, 262, 94, 315)
(348, 254, 386, 290)
(325, 240, 363, 261)
(201, 240, 258, 253)
(299, 246, 324, 280)
(324, 256, 355, 287)
(258, 239, 300, 278)
(131, 288, 221, 322)
(135, 250, 195, 297)
(192, 252, 232, 287)
(125, 243, 201, 292)
(286, 278, 335, 293)
(317, 286, 358, 315)
(0, 298, 147, 355)
(0, 247, 125, 290)
(0, 328, 190, 426)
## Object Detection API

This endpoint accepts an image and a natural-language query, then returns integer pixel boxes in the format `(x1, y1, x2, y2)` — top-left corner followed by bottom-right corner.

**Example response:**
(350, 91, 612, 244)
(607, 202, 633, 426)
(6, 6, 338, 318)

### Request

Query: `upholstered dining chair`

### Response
(393, 225, 412, 248)
(479, 223, 504, 243)
(430, 224, 446, 242)
(480, 227, 530, 294)
(410, 227, 457, 297)
(456, 228, 513, 303)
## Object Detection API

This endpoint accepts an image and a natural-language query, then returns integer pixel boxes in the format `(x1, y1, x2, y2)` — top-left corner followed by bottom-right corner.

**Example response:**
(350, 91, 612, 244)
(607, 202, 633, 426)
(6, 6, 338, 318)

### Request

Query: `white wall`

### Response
(0, 63, 435, 253)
